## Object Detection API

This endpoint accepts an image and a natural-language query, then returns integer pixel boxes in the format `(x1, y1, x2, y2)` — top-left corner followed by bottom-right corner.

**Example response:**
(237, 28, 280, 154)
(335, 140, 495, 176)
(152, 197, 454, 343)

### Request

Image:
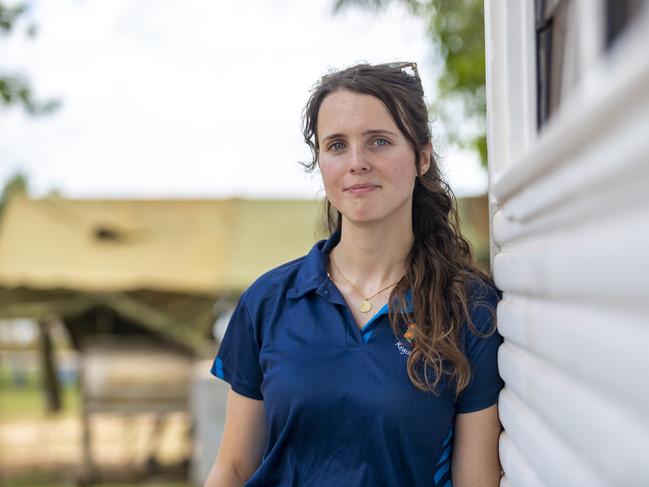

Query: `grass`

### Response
(0, 367, 80, 420)
(0, 472, 72, 487)
(1, 367, 194, 487)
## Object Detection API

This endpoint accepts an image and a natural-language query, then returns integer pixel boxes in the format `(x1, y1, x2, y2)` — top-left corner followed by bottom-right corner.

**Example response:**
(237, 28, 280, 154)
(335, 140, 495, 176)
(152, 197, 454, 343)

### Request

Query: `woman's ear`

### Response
(418, 142, 433, 176)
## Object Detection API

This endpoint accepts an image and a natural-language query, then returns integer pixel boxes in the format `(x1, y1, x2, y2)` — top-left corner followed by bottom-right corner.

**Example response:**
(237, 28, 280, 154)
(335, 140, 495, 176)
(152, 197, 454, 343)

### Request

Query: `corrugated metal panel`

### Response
(485, 1, 649, 486)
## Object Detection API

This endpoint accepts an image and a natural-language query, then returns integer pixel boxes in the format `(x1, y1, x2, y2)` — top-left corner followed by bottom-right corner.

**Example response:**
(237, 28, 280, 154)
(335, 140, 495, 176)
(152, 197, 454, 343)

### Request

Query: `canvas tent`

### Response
(0, 196, 323, 479)
(0, 196, 323, 351)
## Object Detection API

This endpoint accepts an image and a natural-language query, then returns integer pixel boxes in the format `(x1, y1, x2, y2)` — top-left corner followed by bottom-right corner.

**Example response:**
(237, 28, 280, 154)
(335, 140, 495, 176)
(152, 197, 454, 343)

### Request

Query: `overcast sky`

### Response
(0, 0, 487, 200)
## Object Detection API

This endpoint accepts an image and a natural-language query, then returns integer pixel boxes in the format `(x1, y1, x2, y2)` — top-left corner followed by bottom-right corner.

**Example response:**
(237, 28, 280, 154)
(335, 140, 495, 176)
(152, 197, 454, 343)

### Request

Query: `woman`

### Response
(205, 62, 503, 487)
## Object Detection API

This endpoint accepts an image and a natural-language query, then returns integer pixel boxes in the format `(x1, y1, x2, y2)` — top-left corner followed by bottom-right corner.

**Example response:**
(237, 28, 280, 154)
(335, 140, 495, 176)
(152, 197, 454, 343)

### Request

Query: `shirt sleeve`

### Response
(455, 281, 504, 414)
(210, 292, 264, 400)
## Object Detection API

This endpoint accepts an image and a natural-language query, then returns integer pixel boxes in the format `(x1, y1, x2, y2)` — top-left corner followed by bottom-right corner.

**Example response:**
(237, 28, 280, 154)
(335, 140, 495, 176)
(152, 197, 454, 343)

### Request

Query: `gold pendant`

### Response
(359, 300, 372, 313)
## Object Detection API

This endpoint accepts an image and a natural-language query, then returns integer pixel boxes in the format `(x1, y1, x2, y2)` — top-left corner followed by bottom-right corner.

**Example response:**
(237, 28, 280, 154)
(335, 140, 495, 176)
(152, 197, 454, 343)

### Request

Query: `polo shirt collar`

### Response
(287, 229, 341, 299)
(287, 230, 413, 315)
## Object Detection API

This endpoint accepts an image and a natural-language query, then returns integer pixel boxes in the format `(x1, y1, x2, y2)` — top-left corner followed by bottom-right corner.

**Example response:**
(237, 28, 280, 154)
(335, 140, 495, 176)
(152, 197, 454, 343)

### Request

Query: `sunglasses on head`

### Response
(372, 61, 420, 81)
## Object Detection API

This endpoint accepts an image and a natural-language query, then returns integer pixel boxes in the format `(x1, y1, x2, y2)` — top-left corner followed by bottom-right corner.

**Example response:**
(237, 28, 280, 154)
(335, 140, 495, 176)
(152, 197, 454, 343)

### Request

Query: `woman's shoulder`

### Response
(461, 274, 502, 338)
(252, 254, 307, 288)
(241, 236, 329, 308)
(465, 275, 501, 309)
(238, 252, 313, 313)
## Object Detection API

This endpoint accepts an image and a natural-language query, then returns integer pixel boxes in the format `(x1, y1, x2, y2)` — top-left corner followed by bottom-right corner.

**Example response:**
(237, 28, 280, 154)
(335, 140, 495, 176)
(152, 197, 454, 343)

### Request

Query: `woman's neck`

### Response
(331, 216, 413, 296)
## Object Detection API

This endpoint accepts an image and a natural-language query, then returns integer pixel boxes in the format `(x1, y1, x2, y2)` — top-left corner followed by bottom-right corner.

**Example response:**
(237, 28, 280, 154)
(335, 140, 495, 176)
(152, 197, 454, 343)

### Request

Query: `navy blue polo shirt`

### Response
(211, 231, 503, 487)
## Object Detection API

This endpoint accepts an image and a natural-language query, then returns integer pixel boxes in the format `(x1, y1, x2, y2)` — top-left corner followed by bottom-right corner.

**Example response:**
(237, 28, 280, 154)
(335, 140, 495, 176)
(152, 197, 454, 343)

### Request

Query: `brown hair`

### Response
(301, 62, 497, 397)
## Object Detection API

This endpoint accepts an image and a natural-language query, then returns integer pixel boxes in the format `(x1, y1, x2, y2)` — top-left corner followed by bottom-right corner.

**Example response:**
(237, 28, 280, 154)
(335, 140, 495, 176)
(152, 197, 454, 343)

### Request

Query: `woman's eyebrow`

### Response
(321, 129, 399, 144)
(320, 133, 344, 145)
(363, 129, 398, 138)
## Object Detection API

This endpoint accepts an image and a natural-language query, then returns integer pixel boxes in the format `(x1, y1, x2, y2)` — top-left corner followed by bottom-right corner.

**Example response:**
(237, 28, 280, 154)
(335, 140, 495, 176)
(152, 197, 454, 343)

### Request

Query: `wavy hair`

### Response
(301, 62, 497, 397)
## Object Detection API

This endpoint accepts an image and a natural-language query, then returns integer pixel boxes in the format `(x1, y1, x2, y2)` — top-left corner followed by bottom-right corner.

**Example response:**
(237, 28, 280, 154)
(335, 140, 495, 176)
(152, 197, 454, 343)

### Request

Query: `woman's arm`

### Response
(204, 387, 267, 487)
(451, 403, 502, 487)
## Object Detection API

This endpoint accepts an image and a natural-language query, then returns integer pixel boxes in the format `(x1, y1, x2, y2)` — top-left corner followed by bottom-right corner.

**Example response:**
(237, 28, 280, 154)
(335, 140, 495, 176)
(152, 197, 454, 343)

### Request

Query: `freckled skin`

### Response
(316, 89, 429, 227)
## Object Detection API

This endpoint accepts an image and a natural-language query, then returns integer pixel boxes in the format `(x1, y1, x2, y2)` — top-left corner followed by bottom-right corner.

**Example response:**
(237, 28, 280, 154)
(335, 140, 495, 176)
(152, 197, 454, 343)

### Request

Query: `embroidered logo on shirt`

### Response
(404, 323, 416, 343)
(395, 323, 416, 356)
(395, 340, 412, 356)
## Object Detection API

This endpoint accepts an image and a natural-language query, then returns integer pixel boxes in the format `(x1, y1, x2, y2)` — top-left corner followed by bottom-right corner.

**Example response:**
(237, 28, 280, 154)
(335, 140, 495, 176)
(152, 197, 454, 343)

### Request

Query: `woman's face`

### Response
(316, 89, 430, 227)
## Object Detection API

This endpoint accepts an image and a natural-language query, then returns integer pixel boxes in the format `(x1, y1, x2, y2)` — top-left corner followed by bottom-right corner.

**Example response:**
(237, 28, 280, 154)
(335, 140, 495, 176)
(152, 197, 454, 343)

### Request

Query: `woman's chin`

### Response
(342, 211, 388, 227)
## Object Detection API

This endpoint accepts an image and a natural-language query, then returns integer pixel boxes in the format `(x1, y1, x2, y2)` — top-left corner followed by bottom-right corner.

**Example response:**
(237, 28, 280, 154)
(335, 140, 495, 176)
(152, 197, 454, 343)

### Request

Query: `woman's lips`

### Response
(345, 184, 380, 193)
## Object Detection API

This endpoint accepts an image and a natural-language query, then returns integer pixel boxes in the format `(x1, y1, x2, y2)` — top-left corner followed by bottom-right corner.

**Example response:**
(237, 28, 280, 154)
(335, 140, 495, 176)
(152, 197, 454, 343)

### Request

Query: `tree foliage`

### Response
(1, 2, 57, 216)
(333, 0, 487, 166)
(0, 171, 28, 216)
(0, 1, 60, 115)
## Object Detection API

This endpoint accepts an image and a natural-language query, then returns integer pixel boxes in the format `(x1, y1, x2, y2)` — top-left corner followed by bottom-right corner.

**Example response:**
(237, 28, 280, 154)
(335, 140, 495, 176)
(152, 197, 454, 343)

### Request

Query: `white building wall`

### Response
(484, 2, 649, 486)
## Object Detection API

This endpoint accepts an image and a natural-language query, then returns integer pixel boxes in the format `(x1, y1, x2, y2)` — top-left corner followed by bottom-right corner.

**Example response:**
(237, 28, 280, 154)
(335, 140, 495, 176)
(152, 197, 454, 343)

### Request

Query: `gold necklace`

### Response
(328, 251, 402, 314)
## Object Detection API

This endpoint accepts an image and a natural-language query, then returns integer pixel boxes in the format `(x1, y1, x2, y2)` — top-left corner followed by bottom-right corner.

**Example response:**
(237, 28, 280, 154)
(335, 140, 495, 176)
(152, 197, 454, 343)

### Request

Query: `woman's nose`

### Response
(348, 144, 370, 173)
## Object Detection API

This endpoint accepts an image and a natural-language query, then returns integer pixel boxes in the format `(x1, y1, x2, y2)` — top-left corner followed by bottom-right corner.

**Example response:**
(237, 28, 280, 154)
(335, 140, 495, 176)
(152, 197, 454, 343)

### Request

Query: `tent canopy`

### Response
(0, 197, 323, 295)
(0, 197, 323, 350)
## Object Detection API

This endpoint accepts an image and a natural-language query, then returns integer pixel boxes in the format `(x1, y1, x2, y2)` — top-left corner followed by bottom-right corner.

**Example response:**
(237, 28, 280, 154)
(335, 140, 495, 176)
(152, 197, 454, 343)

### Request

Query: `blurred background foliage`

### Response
(0, 1, 60, 115)
(0, 170, 28, 216)
(333, 0, 487, 166)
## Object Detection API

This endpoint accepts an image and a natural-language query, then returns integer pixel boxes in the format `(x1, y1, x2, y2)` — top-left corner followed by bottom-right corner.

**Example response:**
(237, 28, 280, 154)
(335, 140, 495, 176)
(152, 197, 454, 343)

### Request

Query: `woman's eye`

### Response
(330, 142, 345, 151)
(373, 138, 390, 146)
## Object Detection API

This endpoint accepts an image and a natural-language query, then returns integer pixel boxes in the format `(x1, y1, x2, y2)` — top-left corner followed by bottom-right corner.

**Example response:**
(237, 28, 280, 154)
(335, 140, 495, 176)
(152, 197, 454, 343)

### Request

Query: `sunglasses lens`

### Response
(380, 62, 419, 80)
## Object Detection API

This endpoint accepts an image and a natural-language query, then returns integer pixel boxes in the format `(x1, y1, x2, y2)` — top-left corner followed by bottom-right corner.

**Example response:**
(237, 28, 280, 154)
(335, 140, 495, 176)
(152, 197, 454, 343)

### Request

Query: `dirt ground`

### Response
(0, 411, 192, 477)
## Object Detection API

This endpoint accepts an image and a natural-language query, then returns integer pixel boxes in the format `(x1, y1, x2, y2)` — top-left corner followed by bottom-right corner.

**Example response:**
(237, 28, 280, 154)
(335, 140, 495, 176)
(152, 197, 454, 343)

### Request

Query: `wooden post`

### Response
(37, 320, 61, 412)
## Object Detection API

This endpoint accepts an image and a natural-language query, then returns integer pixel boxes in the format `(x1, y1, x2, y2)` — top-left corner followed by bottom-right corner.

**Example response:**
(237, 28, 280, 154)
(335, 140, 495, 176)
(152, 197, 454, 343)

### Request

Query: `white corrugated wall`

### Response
(484, 1, 649, 486)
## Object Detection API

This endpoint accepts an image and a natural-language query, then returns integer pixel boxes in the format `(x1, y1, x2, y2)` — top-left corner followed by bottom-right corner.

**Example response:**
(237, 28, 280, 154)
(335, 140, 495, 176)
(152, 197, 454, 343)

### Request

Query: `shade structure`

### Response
(0, 197, 323, 351)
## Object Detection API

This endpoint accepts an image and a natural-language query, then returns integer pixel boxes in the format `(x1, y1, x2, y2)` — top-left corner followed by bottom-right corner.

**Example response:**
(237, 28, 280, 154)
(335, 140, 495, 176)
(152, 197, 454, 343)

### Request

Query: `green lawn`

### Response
(1, 368, 193, 487)
(0, 367, 80, 420)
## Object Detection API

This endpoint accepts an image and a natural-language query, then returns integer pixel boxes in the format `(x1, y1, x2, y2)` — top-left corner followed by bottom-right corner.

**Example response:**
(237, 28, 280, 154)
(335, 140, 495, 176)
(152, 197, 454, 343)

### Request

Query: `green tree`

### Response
(0, 171, 28, 216)
(1, 1, 60, 114)
(333, 0, 487, 166)
(1, 2, 58, 218)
